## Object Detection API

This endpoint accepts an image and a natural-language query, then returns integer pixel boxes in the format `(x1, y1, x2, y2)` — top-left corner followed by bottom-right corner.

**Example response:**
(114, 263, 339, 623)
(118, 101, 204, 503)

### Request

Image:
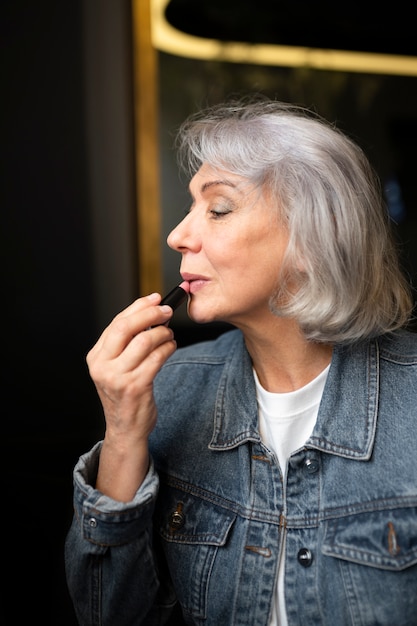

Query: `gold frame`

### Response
(151, 0, 417, 77)
(132, 0, 163, 294)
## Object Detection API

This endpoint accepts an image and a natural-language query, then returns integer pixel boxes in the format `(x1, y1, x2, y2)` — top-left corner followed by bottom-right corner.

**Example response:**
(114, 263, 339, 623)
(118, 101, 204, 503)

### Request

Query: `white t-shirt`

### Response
(254, 364, 330, 626)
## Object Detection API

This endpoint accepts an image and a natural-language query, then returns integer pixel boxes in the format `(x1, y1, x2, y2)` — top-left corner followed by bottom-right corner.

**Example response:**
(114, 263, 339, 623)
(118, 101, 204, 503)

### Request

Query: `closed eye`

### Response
(209, 207, 232, 218)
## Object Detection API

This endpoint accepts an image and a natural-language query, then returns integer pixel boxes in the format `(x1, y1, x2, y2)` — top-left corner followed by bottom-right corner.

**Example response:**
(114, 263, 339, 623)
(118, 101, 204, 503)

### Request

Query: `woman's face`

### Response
(167, 163, 289, 328)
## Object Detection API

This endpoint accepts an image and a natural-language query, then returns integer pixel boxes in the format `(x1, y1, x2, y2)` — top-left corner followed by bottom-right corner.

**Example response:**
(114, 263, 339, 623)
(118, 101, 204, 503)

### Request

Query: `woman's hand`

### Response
(86, 292, 177, 501)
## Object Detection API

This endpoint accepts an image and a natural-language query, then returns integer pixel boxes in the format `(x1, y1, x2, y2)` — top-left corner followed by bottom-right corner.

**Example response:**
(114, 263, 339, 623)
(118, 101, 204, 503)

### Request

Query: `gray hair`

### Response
(175, 97, 414, 344)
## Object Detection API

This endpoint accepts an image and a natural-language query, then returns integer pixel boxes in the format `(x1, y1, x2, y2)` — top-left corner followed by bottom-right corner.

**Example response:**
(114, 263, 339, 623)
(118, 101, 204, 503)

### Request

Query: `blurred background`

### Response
(2, 0, 416, 623)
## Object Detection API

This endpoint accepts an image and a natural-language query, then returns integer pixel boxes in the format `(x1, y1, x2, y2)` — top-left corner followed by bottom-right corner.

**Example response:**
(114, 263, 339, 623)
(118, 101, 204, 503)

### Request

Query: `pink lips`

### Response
(179, 280, 190, 294)
(188, 280, 208, 294)
(180, 275, 209, 295)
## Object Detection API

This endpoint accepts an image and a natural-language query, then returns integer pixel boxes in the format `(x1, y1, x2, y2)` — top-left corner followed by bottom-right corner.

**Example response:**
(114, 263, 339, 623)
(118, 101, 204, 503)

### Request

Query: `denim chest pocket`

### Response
(155, 483, 237, 620)
(322, 507, 417, 624)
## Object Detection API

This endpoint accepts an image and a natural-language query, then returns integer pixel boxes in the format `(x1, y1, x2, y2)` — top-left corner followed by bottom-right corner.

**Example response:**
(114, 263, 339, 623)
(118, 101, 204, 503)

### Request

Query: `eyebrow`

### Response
(199, 179, 237, 194)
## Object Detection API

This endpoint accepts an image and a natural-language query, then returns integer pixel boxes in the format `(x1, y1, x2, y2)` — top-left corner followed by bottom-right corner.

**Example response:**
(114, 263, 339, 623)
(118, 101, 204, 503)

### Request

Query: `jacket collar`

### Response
(209, 331, 379, 461)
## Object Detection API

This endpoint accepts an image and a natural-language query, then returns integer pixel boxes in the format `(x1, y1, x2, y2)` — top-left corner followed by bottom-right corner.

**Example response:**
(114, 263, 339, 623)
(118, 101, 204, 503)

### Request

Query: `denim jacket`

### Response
(65, 329, 417, 625)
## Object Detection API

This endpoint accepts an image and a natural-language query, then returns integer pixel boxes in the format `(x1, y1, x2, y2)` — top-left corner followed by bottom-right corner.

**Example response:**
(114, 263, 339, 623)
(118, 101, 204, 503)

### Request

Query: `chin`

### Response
(187, 304, 223, 326)
(189, 313, 218, 325)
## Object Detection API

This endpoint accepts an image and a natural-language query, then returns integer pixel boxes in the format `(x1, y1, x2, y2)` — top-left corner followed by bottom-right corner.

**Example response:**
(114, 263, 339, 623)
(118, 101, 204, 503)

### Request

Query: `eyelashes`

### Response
(181, 190, 237, 220)
(209, 206, 233, 218)
(182, 202, 234, 219)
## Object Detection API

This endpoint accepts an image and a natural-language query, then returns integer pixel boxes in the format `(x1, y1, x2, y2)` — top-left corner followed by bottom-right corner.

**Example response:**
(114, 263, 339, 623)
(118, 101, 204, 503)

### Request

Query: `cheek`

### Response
(206, 218, 288, 277)
(205, 235, 243, 269)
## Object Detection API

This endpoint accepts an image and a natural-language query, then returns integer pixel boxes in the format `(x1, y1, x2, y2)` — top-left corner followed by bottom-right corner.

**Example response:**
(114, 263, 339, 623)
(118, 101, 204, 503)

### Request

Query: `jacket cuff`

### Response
(71, 441, 159, 546)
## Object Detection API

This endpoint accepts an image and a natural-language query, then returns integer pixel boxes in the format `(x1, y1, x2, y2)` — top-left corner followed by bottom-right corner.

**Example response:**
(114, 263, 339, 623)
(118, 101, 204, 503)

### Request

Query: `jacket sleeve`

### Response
(64, 442, 176, 625)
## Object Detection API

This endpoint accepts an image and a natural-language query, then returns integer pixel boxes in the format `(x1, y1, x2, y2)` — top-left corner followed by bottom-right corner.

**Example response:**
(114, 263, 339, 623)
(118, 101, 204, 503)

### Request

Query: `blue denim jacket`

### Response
(65, 329, 417, 625)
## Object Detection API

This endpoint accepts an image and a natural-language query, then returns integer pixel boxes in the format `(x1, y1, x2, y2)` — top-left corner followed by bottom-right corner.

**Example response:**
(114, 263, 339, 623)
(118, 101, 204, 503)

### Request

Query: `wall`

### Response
(2, 1, 135, 623)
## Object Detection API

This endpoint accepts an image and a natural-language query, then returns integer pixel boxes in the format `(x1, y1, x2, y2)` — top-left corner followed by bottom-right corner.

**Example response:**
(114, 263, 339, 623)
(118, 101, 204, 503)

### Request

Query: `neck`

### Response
(242, 318, 333, 393)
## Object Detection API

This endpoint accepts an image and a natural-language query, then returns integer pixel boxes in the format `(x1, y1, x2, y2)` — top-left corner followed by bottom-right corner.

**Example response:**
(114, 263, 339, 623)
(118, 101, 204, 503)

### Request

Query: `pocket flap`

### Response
(323, 507, 417, 571)
(156, 483, 236, 546)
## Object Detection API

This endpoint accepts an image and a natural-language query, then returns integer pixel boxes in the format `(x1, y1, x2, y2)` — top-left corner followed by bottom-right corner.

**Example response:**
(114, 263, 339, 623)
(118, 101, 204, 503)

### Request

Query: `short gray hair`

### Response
(176, 97, 414, 344)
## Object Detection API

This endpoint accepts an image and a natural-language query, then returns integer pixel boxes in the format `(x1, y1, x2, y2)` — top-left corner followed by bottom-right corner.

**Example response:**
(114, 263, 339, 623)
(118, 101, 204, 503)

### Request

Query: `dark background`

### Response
(166, 0, 417, 55)
(2, 2, 132, 623)
(2, 1, 416, 623)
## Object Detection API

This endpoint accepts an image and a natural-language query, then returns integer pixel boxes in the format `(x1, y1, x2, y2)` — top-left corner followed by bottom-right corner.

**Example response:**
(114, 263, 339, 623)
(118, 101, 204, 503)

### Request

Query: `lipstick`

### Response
(160, 281, 190, 311)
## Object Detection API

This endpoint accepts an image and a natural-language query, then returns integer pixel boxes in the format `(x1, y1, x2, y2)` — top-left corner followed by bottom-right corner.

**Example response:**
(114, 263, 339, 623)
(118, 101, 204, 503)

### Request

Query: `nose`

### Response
(167, 212, 200, 253)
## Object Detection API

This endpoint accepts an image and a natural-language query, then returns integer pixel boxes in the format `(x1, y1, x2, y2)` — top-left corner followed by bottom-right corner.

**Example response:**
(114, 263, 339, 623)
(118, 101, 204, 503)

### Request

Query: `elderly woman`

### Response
(65, 98, 417, 626)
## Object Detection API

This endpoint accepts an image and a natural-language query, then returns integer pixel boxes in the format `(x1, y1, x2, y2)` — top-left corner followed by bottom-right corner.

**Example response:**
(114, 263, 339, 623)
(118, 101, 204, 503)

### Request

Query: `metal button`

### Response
(304, 458, 319, 474)
(88, 517, 97, 528)
(169, 503, 185, 531)
(297, 548, 313, 567)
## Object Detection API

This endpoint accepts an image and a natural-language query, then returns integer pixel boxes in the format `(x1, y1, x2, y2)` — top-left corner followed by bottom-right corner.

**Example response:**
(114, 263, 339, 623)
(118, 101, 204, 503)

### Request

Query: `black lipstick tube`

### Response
(160, 284, 188, 311)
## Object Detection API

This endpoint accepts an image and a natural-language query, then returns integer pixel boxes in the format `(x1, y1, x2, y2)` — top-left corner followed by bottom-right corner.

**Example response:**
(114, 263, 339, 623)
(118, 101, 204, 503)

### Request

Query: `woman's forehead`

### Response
(189, 164, 252, 195)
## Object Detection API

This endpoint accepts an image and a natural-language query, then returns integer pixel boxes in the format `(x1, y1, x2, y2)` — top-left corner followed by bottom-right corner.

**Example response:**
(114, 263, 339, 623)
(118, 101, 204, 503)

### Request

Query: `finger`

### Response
(93, 333, 177, 402)
(92, 293, 162, 353)
(113, 292, 162, 321)
(93, 299, 173, 360)
(127, 333, 178, 386)
(118, 325, 176, 372)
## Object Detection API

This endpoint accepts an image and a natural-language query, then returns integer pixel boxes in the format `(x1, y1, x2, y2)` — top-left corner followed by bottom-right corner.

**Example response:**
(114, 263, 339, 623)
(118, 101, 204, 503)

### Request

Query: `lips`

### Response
(180, 273, 210, 294)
